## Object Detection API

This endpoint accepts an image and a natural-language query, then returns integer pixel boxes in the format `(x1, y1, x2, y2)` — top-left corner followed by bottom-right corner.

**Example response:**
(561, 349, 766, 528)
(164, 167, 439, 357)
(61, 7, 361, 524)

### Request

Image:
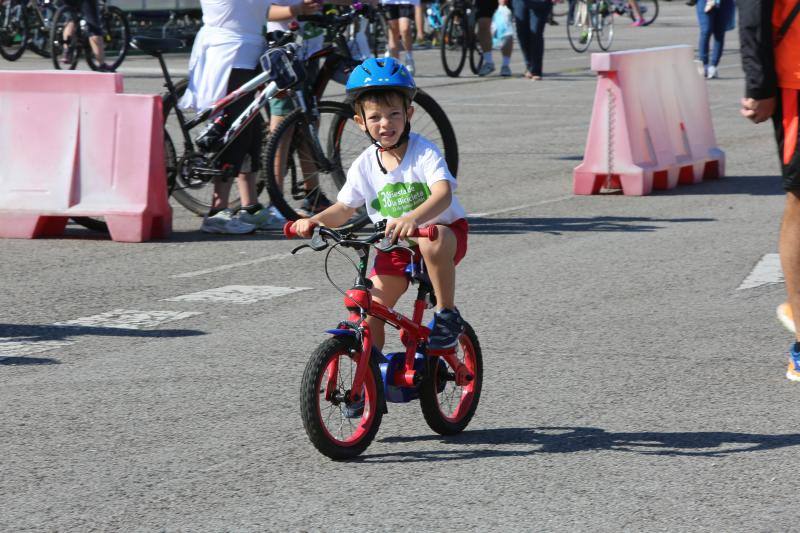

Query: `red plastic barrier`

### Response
(573, 46, 725, 196)
(0, 71, 171, 242)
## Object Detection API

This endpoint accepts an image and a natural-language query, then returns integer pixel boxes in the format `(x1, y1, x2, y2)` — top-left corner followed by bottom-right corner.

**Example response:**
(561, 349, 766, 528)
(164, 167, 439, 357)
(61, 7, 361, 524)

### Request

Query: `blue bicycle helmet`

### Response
(344, 57, 417, 105)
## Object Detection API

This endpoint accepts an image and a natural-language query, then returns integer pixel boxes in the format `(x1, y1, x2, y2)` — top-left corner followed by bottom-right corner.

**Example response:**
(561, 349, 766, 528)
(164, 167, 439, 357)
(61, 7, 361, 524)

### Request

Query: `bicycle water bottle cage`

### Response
(259, 44, 305, 91)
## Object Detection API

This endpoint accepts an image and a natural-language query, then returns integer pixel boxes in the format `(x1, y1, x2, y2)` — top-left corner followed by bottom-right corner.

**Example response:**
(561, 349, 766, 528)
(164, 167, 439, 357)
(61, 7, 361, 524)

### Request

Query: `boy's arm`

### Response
(386, 180, 452, 242)
(293, 202, 358, 237)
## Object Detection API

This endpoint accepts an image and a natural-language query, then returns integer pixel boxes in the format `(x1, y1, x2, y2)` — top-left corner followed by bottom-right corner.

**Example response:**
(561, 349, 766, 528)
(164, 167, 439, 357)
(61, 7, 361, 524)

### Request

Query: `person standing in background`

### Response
(696, 0, 736, 79)
(382, 0, 419, 73)
(512, 0, 553, 80)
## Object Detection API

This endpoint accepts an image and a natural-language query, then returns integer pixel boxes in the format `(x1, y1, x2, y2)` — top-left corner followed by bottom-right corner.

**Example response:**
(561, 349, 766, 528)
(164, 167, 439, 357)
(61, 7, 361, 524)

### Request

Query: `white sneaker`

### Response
(201, 208, 255, 234)
(478, 61, 495, 77)
(500, 65, 512, 77)
(405, 57, 415, 75)
(239, 204, 286, 230)
(706, 65, 718, 79)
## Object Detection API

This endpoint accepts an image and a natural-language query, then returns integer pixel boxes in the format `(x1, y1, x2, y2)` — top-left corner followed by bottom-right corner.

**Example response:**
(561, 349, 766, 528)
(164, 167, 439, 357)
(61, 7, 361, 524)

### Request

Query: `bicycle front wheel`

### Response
(50, 5, 79, 70)
(419, 321, 483, 435)
(300, 336, 385, 460)
(264, 105, 350, 221)
(468, 27, 483, 75)
(85, 6, 129, 71)
(566, 0, 592, 53)
(0, 1, 29, 61)
(440, 9, 466, 77)
(596, 5, 614, 50)
(632, 0, 658, 25)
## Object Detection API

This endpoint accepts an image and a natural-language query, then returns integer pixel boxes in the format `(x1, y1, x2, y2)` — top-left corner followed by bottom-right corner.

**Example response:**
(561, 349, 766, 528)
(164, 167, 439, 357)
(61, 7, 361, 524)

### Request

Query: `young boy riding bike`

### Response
(289, 57, 469, 352)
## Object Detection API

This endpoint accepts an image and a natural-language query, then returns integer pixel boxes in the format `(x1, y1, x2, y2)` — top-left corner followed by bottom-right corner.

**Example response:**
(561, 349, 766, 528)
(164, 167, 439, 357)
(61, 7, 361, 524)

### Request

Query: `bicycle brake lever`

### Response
(309, 228, 329, 251)
(291, 244, 310, 254)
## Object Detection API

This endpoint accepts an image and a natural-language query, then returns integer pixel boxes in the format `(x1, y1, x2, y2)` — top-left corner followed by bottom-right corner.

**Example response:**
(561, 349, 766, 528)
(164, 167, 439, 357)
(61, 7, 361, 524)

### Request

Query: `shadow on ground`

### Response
(467, 215, 714, 235)
(0, 323, 205, 342)
(660, 175, 783, 196)
(0, 357, 60, 366)
(364, 426, 800, 462)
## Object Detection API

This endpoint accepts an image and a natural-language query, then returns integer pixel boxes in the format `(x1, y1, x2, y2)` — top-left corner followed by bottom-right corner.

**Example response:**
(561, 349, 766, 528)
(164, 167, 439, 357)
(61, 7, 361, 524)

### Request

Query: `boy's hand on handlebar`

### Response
(385, 216, 419, 243)
(293, 218, 318, 238)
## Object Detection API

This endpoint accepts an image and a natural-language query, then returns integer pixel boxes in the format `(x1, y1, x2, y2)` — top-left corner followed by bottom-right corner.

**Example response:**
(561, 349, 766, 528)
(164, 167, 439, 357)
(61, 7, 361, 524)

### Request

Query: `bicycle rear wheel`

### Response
(440, 9, 466, 77)
(85, 6, 129, 71)
(263, 104, 351, 222)
(566, 0, 592, 53)
(0, 1, 29, 61)
(632, 0, 658, 25)
(50, 5, 80, 69)
(161, 79, 267, 216)
(468, 28, 483, 75)
(26, 3, 54, 58)
(419, 321, 483, 435)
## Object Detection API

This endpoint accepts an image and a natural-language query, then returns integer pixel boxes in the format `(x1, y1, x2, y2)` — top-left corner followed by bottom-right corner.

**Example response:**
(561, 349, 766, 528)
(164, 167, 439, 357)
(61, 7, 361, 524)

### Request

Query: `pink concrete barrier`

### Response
(0, 70, 171, 242)
(573, 46, 725, 196)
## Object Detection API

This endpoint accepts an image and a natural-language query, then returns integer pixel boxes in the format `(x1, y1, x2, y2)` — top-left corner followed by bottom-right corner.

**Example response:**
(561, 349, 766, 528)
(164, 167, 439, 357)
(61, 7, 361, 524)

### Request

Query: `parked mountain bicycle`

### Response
(49, 0, 130, 71)
(0, 0, 56, 60)
(285, 221, 483, 460)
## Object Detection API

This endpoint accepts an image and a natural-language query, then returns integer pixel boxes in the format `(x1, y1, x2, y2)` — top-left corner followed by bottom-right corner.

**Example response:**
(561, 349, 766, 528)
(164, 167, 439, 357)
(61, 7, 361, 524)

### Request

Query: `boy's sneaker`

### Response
(200, 209, 255, 234)
(778, 302, 796, 334)
(788, 342, 800, 382)
(298, 190, 333, 217)
(477, 61, 495, 77)
(238, 205, 285, 230)
(500, 65, 512, 77)
(428, 308, 465, 350)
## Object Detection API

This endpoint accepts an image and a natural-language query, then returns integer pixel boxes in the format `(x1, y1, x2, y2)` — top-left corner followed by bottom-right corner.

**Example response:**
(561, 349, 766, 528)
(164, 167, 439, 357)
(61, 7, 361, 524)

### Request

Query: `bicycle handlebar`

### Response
(296, 4, 368, 27)
(283, 221, 438, 243)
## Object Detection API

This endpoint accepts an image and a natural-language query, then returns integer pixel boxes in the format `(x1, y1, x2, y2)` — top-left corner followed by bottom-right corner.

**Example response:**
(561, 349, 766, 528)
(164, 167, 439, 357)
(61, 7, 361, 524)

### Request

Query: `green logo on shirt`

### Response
(371, 182, 431, 218)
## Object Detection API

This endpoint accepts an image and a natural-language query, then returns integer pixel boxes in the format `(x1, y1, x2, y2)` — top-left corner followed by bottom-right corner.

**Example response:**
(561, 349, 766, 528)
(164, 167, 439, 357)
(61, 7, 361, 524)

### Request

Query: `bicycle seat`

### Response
(131, 36, 185, 56)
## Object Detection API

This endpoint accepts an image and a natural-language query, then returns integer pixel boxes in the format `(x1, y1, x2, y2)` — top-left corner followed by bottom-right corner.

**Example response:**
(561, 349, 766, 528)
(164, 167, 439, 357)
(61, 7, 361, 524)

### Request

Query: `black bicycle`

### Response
(440, 0, 483, 77)
(49, 0, 129, 71)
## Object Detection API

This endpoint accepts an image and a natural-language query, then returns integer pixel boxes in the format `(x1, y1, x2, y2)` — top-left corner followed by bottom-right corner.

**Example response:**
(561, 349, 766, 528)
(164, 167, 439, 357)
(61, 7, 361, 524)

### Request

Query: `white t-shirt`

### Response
(266, 0, 326, 59)
(338, 133, 466, 225)
(180, 0, 271, 110)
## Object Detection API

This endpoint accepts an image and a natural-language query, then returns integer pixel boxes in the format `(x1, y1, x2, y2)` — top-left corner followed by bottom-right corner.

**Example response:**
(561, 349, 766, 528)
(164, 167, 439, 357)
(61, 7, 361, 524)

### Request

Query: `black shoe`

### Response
(96, 63, 115, 73)
(428, 308, 465, 350)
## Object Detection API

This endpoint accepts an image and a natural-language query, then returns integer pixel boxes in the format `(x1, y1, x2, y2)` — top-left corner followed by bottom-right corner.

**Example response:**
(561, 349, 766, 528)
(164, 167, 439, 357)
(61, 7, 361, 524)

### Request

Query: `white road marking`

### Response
(165, 285, 311, 304)
(54, 310, 203, 329)
(171, 250, 305, 279)
(0, 338, 74, 357)
(738, 253, 784, 290)
(468, 195, 574, 218)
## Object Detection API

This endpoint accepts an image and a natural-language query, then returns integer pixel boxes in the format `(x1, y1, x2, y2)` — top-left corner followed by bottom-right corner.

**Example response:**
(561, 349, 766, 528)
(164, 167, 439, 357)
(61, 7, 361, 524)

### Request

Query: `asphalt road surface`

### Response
(2, 3, 797, 531)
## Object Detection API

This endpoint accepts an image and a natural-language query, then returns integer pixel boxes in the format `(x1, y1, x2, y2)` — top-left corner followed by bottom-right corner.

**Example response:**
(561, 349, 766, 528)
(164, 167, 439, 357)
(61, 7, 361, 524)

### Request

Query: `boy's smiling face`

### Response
(354, 92, 415, 148)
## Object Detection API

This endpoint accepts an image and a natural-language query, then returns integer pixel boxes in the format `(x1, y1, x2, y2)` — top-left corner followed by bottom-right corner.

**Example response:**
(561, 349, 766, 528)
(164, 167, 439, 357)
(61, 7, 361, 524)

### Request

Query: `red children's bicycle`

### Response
(285, 221, 483, 460)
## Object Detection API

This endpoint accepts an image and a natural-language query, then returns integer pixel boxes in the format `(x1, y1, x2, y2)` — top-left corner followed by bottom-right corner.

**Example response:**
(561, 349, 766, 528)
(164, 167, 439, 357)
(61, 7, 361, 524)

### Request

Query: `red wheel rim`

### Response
(435, 333, 478, 423)
(316, 351, 378, 446)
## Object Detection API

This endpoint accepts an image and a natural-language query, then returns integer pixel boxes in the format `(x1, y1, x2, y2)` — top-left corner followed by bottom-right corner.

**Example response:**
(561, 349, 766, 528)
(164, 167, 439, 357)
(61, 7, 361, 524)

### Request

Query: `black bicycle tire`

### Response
(467, 15, 483, 75)
(263, 105, 350, 221)
(85, 6, 129, 71)
(632, 0, 658, 25)
(50, 5, 79, 70)
(26, 3, 53, 58)
(566, 0, 592, 53)
(300, 336, 385, 460)
(419, 321, 483, 435)
(440, 9, 466, 78)
(0, 0, 29, 61)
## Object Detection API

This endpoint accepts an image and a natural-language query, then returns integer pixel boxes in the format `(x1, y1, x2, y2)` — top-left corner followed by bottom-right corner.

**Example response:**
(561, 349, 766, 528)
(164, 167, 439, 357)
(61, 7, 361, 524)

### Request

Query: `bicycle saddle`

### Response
(131, 36, 185, 56)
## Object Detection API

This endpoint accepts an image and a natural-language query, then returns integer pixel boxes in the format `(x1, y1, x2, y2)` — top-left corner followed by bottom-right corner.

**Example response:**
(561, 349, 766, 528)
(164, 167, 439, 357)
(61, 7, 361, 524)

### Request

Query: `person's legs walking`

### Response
(512, 0, 533, 77)
(528, 2, 551, 78)
(695, 1, 712, 74)
(476, 0, 498, 75)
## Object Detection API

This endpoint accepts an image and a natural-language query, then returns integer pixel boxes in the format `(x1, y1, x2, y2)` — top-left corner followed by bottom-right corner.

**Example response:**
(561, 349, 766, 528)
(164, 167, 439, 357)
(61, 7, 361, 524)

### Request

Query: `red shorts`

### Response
(371, 218, 469, 278)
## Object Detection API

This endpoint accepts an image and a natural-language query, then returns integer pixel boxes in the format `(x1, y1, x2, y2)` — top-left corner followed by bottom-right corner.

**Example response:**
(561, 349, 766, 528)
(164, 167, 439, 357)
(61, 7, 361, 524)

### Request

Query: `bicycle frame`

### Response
(334, 241, 472, 404)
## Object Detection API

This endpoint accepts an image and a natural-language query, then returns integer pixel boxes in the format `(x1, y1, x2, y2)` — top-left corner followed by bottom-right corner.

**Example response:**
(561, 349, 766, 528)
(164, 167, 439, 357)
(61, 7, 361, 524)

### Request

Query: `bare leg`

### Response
(780, 192, 800, 342)
(629, 0, 642, 20)
(387, 19, 401, 57)
(398, 17, 413, 54)
(237, 172, 257, 207)
(365, 275, 408, 351)
(210, 178, 234, 210)
(418, 225, 458, 310)
(415, 4, 425, 41)
(88, 34, 105, 65)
